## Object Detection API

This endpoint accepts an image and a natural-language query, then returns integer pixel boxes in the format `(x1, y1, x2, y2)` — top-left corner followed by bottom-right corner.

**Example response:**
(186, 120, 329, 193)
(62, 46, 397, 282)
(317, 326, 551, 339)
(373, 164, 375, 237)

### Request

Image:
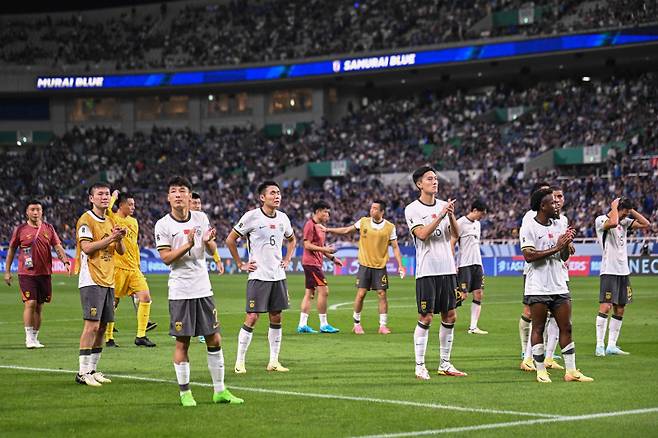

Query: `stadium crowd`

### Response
(0, 0, 656, 69)
(1, 73, 656, 247)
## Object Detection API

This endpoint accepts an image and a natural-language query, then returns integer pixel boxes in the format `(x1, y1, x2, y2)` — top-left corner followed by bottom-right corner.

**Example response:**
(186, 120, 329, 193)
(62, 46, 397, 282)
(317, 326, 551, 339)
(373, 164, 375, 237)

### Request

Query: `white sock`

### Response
(25, 326, 34, 343)
(78, 350, 91, 374)
(523, 323, 534, 360)
(32, 328, 40, 342)
(596, 313, 608, 348)
(545, 318, 559, 359)
(379, 313, 388, 327)
(439, 322, 454, 364)
(268, 324, 282, 363)
(298, 312, 309, 327)
(562, 342, 576, 371)
(607, 316, 623, 348)
(519, 317, 531, 353)
(89, 348, 102, 371)
(236, 325, 253, 364)
(470, 301, 481, 330)
(319, 314, 328, 327)
(174, 361, 190, 390)
(413, 322, 430, 366)
(532, 343, 546, 372)
(207, 348, 225, 393)
(353, 312, 361, 325)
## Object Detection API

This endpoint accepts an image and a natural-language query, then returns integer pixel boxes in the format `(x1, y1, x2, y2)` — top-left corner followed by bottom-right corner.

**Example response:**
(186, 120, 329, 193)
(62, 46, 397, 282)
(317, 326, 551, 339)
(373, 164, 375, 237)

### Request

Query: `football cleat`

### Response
(213, 389, 244, 404)
(90, 371, 112, 383)
(520, 358, 536, 372)
(467, 327, 488, 335)
(135, 336, 157, 347)
(234, 362, 246, 374)
(564, 369, 594, 382)
(105, 339, 119, 348)
(266, 361, 289, 372)
(378, 326, 391, 335)
(544, 358, 564, 370)
(296, 325, 318, 334)
(605, 346, 630, 355)
(595, 346, 606, 357)
(438, 362, 468, 377)
(536, 370, 552, 383)
(352, 324, 365, 335)
(25, 340, 37, 349)
(75, 373, 102, 387)
(320, 324, 340, 334)
(180, 390, 197, 407)
(415, 365, 430, 381)
(146, 321, 158, 332)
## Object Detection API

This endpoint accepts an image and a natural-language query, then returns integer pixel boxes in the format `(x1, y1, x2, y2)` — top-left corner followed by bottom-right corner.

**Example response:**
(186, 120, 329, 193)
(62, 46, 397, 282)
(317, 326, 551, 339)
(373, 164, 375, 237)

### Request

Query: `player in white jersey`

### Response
(226, 181, 297, 374)
(520, 188, 592, 383)
(594, 197, 650, 356)
(453, 200, 488, 335)
(154, 176, 243, 407)
(405, 166, 465, 381)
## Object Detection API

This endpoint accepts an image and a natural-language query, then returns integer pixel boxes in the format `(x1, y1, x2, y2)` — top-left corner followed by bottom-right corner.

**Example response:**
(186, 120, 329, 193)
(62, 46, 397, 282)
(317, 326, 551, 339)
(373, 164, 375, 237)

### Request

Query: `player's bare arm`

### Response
(54, 244, 72, 274)
(203, 227, 217, 255)
(158, 229, 195, 265)
(280, 234, 297, 269)
(80, 226, 125, 256)
(225, 229, 257, 272)
(602, 198, 621, 230)
(324, 225, 357, 235)
(390, 238, 405, 278)
(522, 229, 575, 263)
(413, 199, 455, 241)
(3, 246, 16, 285)
(630, 209, 651, 229)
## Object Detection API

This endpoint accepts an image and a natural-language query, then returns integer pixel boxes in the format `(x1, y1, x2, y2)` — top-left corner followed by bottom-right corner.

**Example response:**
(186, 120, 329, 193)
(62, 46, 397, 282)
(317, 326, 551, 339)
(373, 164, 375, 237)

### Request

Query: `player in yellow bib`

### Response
(103, 190, 156, 347)
(324, 200, 405, 334)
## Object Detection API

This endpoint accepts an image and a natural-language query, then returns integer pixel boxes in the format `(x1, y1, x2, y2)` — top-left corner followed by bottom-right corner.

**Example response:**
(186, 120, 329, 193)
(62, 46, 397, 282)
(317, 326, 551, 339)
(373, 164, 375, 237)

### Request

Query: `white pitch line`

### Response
(0, 365, 560, 419)
(352, 407, 658, 437)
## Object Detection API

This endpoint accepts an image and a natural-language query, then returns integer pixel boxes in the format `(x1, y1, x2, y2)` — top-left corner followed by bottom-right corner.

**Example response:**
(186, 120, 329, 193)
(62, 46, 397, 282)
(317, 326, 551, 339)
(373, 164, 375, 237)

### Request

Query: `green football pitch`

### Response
(1, 275, 657, 437)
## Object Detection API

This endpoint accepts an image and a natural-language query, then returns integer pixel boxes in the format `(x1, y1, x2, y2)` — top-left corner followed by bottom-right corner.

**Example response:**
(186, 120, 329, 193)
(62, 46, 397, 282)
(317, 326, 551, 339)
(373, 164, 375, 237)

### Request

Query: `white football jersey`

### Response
(595, 215, 634, 276)
(154, 211, 212, 300)
(456, 216, 482, 267)
(233, 208, 294, 282)
(405, 199, 456, 278)
(520, 217, 569, 296)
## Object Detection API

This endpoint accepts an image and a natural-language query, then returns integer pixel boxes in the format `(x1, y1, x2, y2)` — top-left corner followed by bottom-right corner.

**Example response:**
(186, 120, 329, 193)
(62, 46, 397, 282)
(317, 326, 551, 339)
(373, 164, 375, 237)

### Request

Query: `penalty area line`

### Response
(0, 364, 560, 419)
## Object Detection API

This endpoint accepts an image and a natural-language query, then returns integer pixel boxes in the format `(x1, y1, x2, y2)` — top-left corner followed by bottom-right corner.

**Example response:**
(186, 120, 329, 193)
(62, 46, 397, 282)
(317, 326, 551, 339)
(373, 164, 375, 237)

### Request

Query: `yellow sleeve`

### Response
(212, 249, 221, 263)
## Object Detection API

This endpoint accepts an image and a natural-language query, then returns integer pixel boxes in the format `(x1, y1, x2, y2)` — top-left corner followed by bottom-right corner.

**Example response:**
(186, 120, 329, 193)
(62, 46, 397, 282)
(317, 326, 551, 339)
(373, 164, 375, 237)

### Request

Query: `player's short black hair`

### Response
(619, 198, 635, 210)
(313, 201, 331, 212)
(530, 181, 551, 194)
(117, 192, 133, 205)
(257, 180, 279, 195)
(471, 200, 488, 212)
(24, 199, 43, 212)
(168, 176, 192, 191)
(531, 188, 553, 212)
(191, 192, 201, 200)
(372, 200, 386, 211)
(412, 166, 436, 187)
(88, 182, 111, 195)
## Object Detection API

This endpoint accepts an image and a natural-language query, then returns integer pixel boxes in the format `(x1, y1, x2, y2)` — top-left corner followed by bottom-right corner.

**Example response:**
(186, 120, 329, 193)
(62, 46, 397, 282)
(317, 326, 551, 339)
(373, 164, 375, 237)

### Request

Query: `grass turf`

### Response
(1, 274, 657, 437)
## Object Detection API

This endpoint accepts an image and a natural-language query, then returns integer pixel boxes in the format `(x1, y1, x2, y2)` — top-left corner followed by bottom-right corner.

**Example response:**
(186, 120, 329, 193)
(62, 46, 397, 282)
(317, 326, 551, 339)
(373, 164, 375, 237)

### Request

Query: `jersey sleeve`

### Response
(595, 216, 606, 234)
(154, 220, 171, 250)
(8, 225, 21, 249)
(49, 224, 62, 246)
(283, 216, 294, 239)
(77, 220, 93, 243)
(620, 217, 635, 230)
(405, 205, 423, 236)
(389, 223, 397, 241)
(303, 220, 315, 241)
(233, 211, 254, 237)
(519, 224, 536, 250)
(354, 217, 363, 230)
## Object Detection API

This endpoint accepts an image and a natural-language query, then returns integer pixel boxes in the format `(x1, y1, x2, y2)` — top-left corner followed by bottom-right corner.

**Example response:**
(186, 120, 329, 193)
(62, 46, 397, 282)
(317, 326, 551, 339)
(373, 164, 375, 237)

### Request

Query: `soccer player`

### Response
(155, 176, 243, 406)
(520, 188, 593, 383)
(594, 197, 650, 356)
(103, 191, 156, 348)
(297, 201, 343, 334)
(5, 200, 71, 348)
(75, 183, 126, 387)
(452, 200, 488, 335)
(226, 181, 296, 374)
(190, 191, 225, 344)
(323, 200, 405, 334)
(405, 166, 466, 380)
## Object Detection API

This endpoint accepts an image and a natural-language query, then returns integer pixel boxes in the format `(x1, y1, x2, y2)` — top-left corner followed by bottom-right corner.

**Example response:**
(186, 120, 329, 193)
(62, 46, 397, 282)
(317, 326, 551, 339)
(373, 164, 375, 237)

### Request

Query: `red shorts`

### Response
(18, 275, 52, 304)
(303, 265, 327, 290)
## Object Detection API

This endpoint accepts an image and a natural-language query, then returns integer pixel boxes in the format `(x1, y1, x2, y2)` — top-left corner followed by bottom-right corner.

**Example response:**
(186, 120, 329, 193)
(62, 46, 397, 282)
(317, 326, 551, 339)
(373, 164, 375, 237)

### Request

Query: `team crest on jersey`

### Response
(420, 301, 427, 311)
(279, 224, 284, 232)
(249, 300, 255, 309)
(175, 321, 183, 331)
(362, 229, 368, 236)
(605, 291, 612, 301)
(90, 307, 97, 317)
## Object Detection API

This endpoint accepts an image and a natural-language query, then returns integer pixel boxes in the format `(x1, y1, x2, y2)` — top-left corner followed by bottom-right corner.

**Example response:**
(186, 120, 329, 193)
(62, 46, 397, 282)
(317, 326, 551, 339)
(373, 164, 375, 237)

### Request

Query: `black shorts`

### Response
(457, 265, 484, 293)
(416, 274, 458, 315)
(599, 274, 632, 305)
(302, 265, 327, 289)
(526, 294, 571, 312)
(246, 279, 290, 313)
(19, 275, 52, 304)
(356, 265, 389, 291)
(169, 296, 219, 337)
(80, 285, 114, 323)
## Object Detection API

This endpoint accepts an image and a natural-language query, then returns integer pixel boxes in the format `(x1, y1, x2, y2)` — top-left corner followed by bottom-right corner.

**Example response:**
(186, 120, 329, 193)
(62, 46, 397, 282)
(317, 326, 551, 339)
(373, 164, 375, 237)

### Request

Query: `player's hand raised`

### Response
(112, 190, 120, 199)
(611, 197, 621, 210)
(203, 227, 216, 243)
(240, 260, 257, 272)
(186, 229, 196, 247)
(440, 199, 456, 217)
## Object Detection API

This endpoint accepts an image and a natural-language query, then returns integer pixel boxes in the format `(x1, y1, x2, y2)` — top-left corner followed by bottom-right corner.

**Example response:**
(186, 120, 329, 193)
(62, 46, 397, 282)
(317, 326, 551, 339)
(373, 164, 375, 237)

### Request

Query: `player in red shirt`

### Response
(296, 201, 343, 334)
(4, 200, 71, 348)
